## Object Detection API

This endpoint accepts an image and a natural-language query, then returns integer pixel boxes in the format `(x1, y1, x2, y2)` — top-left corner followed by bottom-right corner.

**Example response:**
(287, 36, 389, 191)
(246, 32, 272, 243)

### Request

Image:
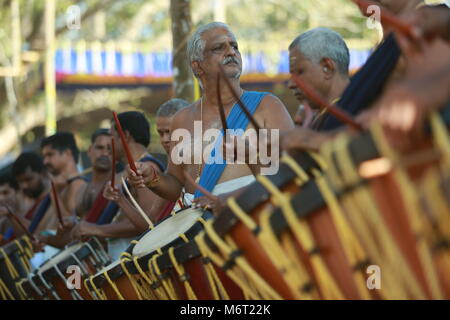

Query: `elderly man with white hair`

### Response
(127, 22, 293, 213)
(288, 27, 351, 130)
(281, 27, 352, 151)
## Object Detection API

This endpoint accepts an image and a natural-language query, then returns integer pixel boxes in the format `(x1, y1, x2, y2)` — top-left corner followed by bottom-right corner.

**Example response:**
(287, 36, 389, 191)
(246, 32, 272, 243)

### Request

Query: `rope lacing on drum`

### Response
(150, 252, 177, 300)
(201, 218, 282, 299)
(168, 235, 198, 300)
(119, 258, 144, 300)
(87, 275, 106, 300)
(256, 174, 344, 299)
(258, 208, 316, 299)
(372, 123, 443, 299)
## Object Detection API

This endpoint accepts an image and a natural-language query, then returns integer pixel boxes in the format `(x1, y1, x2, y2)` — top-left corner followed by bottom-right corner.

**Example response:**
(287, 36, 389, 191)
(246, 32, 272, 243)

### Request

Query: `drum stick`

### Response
(291, 74, 363, 131)
(112, 111, 137, 173)
(4, 205, 36, 241)
(216, 73, 228, 132)
(183, 171, 217, 202)
(218, 64, 262, 131)
(121, 177, 154, 229)
(50, 182, 65, 229)
(352, 0, 415, 39)
(111, 136, 117, 189)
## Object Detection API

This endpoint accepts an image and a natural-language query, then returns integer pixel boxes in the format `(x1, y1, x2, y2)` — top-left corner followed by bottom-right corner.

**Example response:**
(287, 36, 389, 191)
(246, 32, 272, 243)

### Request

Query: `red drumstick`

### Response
(291, 74, 363, 131)
(50, 181, 65, 228)
(352, 0, 415, 38)
(112, 111, 137, 173)
(4, 205, 36, 241)
(111, 136, 117, 189)
(216, 73, 228, 132)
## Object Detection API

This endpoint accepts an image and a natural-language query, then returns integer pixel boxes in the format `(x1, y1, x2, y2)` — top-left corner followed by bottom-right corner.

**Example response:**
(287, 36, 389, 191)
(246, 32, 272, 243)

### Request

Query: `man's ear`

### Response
(192, 61, 203, 78)
(320, 58, 336, 80)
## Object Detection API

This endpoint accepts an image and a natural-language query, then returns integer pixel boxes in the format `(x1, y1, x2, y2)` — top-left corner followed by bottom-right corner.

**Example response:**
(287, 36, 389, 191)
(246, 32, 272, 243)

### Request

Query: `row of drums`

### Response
(1, 113, 450, 300)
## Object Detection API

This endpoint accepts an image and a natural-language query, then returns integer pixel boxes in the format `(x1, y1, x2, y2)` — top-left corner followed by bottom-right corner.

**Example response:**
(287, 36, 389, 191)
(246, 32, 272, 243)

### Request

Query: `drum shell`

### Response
(0, 240, 32, 299)
(169, 255, 245, 300)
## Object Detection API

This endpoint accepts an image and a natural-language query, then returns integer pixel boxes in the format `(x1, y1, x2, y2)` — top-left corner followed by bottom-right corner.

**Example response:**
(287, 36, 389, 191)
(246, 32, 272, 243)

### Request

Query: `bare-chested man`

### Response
(7, 152, 50, 237)
(73, 129, 112, 219)
(71, 111, 165, 260)
(102, 99, 191, 230)
(38, 132, 87, 248)
(127, 22, 293, 212)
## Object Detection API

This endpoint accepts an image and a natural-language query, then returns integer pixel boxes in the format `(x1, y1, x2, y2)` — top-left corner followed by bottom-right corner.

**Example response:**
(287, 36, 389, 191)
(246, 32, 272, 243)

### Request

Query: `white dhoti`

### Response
(184, 175, 256, 204)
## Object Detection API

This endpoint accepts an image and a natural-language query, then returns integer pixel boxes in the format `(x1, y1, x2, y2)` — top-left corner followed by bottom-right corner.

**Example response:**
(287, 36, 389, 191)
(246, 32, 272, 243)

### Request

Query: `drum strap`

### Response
(129, 255, 160, 299)
(257, 175, 344, 299)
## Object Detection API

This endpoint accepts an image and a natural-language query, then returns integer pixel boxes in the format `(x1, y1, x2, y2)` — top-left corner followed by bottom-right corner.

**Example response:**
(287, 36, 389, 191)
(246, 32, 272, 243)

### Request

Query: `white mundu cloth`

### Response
(29, 230, 60, 270)
(184, 174, 256, 204)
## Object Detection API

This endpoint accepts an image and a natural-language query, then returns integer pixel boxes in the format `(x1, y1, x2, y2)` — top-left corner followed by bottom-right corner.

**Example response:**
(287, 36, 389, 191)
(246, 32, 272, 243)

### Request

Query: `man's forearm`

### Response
(93, 220, 142, 239)
(148, 173, 183, 202)
(116, 197, 150, 233)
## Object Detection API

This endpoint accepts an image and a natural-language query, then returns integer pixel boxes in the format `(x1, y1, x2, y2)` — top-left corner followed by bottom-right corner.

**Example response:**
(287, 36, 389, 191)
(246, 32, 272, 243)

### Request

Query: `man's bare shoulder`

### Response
(170, 102, 198, 130)
(254, 93, 294, 129)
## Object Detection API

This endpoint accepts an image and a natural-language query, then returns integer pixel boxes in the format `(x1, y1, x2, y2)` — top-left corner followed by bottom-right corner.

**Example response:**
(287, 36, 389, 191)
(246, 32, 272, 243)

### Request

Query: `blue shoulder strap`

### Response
(194, 91, 267, 198)
(140, 154, 166, 172)
(96, 202, 120, 225)
(28, 194, 51, 234)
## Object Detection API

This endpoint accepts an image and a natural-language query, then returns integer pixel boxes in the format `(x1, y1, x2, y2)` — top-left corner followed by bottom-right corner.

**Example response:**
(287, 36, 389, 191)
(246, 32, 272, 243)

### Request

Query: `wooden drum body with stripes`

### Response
(23, 237, 110, 300)
(86, 207, 242, 300)
(0, 236, 34, 300)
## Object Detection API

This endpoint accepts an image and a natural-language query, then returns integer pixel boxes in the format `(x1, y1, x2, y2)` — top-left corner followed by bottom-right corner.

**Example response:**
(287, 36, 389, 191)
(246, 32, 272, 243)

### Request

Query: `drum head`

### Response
(132, 207, 204, 257)
(38, 242, 85, 273)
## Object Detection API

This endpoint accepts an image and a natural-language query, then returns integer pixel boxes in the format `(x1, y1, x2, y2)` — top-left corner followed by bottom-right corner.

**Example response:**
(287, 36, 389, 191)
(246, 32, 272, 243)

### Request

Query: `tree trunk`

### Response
(169, 0, 194, 102)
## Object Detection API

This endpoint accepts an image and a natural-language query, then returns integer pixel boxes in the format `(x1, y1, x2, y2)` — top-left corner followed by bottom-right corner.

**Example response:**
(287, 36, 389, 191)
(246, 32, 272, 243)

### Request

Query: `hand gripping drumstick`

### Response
(291, 74, 363, 131)
(4, 205, 36, 241)
(50, 181, 65, 229)
(121, 177, 154, 229)
(111, 136, 117, 189)
(112, 111, 137, 173)
(352, 0, 416, 39)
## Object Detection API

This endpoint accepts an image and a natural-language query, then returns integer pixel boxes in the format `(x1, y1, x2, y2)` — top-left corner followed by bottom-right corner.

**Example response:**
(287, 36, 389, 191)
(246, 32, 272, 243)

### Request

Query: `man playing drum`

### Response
(127, 22, 294, 212)
(101, 99, 191, 231)
(71, 111, 165, 260)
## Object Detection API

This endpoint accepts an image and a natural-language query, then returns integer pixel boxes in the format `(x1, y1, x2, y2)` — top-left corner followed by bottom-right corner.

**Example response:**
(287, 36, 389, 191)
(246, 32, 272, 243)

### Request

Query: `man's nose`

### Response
(225, 44, 237, 57)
